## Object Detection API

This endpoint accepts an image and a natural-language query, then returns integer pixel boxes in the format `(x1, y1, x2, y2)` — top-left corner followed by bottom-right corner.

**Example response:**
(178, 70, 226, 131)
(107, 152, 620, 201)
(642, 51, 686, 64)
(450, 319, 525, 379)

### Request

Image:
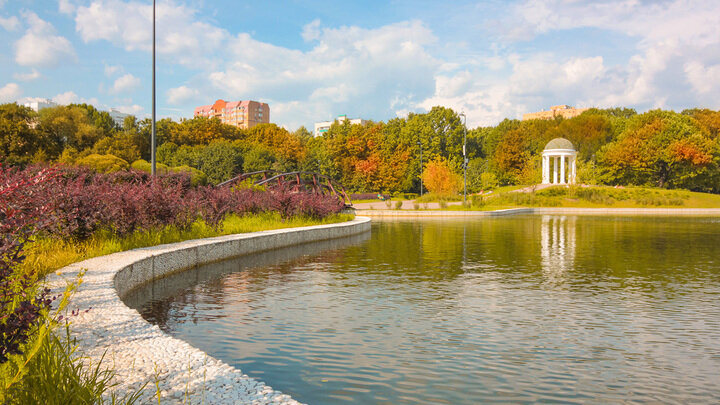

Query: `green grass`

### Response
(25, 212, 353, 278)
(489, 184, 527, 194)
(351, 199, 385, 204)
(435, 185, 720, 210)
(4, 322, 144, 405)
(415, 193, 463, 203)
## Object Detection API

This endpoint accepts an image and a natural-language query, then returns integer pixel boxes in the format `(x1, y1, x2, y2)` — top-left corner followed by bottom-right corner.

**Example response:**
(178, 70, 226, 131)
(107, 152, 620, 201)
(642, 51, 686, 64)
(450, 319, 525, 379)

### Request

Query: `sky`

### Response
(1, 0, 719, 130)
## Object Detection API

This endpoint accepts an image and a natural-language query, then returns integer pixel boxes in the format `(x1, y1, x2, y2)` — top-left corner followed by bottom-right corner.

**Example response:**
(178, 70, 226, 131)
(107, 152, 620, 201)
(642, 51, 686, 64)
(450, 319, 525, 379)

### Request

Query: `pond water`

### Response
(127, 216, 720, 404)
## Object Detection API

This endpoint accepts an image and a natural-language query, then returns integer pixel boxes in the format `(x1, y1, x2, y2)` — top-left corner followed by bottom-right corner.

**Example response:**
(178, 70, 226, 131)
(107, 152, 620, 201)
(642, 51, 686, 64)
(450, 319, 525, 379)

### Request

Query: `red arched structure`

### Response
(217, 171, 353, 207)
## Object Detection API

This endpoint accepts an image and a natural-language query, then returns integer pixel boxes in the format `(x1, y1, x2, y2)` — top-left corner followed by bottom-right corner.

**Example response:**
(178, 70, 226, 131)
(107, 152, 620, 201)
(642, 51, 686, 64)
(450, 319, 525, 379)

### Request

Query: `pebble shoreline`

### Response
(45, 217, 371, 404)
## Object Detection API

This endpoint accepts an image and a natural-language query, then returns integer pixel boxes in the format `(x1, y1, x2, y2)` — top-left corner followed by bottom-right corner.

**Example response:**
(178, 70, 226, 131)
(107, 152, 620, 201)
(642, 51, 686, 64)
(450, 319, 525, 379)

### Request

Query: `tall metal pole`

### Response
(151, 0, 157, 177)
(461, 112, 467, 203)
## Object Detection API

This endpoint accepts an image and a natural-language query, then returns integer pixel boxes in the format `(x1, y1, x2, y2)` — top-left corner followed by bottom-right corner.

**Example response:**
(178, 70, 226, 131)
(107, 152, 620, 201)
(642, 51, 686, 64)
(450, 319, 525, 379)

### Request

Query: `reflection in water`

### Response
(540, 215, 576, 283)
(135, 216, 720, 404)
(124, 232, 371, 327)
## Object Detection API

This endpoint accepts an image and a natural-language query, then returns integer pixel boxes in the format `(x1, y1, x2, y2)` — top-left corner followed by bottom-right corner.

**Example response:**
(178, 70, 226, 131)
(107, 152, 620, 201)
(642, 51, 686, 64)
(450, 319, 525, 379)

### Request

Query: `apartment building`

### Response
(314, 115, 367, 137)
(23, 98, 58, 111)
(523, 105, 590, 121)
(194, 99, 270, 129)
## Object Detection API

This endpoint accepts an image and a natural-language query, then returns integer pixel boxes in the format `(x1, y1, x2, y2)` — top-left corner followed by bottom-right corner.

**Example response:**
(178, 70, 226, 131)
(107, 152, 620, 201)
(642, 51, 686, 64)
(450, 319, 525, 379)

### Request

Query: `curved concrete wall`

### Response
(46, 217, 371, 404)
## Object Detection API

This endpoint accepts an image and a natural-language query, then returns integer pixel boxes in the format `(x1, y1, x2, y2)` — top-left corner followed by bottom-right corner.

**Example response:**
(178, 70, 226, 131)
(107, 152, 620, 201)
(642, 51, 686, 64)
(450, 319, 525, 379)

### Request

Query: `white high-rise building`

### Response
(108, 108, 130, 127)
(314, 115, 367, 137)
(23, 99, 58, 112)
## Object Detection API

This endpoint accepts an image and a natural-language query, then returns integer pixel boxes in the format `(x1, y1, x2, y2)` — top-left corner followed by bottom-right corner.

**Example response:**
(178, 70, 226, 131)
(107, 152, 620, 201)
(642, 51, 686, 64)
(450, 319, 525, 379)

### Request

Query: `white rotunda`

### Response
(542, 138, 577, 184)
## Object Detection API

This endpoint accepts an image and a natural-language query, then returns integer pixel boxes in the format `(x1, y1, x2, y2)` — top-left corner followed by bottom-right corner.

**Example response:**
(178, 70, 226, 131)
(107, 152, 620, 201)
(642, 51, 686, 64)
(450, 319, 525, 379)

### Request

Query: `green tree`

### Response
(242, 145, 276, 173)
(70, 103, 118, 135)
(598, 110, 718, 190)
(493, 128, 530, 184)
(92, 132, 141, 163)
(194, 140, 243, 184)
(244, 124, 305, 169)
(0, 103, 47, 164)
(422, 157, 462, 195)
(38, 106, 103, 152)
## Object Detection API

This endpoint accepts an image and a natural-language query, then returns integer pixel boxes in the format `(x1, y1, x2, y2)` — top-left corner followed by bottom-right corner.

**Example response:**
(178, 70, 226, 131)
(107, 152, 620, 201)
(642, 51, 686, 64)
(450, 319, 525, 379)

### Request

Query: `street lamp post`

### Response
(417, 139, 423, 197)
(460, 112, 467, 203)
(151, 0, 157, 177)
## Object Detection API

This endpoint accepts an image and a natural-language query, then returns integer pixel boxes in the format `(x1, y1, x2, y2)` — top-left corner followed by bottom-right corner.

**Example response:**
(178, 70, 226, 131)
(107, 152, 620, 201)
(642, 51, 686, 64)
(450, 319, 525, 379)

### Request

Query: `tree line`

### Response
(2, 102, 719, 193)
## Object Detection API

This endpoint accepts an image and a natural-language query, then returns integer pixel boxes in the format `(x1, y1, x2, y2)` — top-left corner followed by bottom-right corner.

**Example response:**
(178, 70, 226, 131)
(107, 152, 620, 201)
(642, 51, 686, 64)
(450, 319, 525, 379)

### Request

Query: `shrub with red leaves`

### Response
(0, 163, 345, 363)
(0, 165, 54, 363)
(3, 164, 345, 241)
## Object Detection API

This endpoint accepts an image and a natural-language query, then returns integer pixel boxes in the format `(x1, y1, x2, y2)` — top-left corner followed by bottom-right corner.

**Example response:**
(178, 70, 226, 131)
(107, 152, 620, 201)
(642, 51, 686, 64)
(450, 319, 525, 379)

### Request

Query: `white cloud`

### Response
(48, 91, 100, 107)
(0, 15, 19, 31)
(14, 11, 75, 67)
(301, 19, 321, 42)
(75, 0, 228, 67)
(166, 85, 199, 105)
(0, 82, 21, 102)
(417, 53, 614, 127)
(57, 0, 720, 128)
(209, 20, 439, 128)
(13, 69, 41, 81)
(502, 0, 720, 46)
(488, 0, 720, 114)
(104, 64, 122, 77)
(53, 91, 79, 105)
(111, 73, 140, 93)
(59, 0, 77, 14)
(115, 104, 144, 115)
(684, 62, 720, 95)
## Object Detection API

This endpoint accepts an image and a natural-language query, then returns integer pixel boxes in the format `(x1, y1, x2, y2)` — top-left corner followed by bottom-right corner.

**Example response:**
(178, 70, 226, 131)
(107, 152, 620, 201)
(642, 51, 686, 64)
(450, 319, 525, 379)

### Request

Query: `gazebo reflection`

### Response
(540, 215, 577, 282)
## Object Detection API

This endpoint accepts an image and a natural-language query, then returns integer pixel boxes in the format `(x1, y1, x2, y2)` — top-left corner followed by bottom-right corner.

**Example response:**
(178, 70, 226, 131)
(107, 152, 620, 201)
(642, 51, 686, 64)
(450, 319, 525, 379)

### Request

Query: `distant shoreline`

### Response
(354, 207, 720, 217)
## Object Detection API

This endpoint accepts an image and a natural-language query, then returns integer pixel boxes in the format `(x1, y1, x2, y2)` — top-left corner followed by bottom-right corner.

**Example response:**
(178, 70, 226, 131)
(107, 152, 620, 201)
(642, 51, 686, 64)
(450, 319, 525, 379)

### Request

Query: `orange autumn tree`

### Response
(422, 157, 462, 195)
(598, 110, 719, 191)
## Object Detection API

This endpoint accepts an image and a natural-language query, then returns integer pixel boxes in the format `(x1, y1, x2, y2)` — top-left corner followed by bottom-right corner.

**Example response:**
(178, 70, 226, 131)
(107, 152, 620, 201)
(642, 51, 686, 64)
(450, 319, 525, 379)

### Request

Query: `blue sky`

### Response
(1, 0, 719, 129)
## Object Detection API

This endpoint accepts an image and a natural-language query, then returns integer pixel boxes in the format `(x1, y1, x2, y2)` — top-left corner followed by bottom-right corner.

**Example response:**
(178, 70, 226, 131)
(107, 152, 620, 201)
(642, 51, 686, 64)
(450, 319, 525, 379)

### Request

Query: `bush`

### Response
(392, 193, 418, 200)
(130, 159, 169, 174)
(492, 191, 561, 207)
(0, 166, 54, 364)
(75, 154, 129, 173)
(415, 193, 462, 203)
(480, 172, 499, 190)
(350, 193, 389, 201)
(3, 164, 345, 243)
(471, 194, 485, 208)
(170, 165, 207, 186)
(132, 160, 207, 186)
(537, 186, 569, 197)
(569, 187, 615, 205)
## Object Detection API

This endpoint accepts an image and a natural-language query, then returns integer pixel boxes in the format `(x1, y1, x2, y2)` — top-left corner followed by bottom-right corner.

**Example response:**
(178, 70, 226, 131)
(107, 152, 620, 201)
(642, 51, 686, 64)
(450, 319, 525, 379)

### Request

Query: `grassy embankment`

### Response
(461, 185, 720, 210)
(370, 185, 720, 211)
(25, 212, 353, 279)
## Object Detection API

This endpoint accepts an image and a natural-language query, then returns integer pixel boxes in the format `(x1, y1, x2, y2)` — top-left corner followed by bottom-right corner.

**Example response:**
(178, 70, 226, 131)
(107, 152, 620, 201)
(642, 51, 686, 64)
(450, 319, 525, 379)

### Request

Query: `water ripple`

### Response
(135, 216, 720, 404)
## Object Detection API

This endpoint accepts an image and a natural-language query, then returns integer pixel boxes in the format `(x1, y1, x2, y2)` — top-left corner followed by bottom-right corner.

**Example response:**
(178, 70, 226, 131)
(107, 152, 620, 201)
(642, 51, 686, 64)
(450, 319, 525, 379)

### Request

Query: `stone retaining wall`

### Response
(46, 217, 371, 404)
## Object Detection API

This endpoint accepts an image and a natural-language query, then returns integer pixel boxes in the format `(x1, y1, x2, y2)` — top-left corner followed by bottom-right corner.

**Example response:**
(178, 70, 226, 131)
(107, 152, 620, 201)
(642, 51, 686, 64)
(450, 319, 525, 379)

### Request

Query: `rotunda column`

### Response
(560, 155, 566, 184)
(553, 157, 558, 184)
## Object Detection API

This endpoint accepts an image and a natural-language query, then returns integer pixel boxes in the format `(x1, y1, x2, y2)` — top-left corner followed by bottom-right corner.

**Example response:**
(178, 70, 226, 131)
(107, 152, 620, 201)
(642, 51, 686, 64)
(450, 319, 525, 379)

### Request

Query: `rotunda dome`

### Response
(544, 138, 575, 151)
